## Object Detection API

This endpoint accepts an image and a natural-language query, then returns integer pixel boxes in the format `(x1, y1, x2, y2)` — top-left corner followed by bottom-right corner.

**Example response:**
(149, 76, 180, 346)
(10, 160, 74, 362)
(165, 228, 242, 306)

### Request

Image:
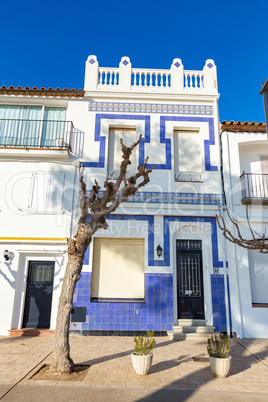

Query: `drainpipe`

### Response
(216, 102, 230, 337)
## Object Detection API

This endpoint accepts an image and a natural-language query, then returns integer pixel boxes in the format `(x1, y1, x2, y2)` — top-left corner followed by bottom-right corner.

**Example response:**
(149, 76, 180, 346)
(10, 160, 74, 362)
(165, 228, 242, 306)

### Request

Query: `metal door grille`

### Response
(177, 240, 201, 251)
(179, 255, 201, 297)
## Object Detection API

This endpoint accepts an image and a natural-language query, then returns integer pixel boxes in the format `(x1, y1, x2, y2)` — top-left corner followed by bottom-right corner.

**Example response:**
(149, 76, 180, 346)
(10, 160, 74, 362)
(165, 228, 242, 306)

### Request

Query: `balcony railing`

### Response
(0, 119, 75, 152)
(240, 172, 268, 204)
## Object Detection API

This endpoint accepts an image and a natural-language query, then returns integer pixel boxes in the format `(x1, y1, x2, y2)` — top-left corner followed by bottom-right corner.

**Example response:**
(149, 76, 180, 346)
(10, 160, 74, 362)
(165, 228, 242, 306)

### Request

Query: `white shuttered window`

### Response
(260, 155, 268, 174)
(91, 238, 144, 300)
(29, 172, 65, 213)
(107, 128, 137, 179)
(174, 130, 201, 181)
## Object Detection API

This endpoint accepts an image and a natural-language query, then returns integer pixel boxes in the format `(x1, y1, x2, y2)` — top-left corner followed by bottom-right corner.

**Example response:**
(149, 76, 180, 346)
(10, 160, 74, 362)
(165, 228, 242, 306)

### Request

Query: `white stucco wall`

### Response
(221, 130, 268, 338)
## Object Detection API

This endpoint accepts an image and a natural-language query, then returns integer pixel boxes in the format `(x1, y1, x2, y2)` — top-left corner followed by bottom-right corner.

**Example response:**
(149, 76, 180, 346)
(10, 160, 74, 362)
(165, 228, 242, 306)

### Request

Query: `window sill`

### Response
(26, 210, 64, 215)
(252, 303, 268, 308)
(175, 180, 203, 183)
(91, 297, 145, 303)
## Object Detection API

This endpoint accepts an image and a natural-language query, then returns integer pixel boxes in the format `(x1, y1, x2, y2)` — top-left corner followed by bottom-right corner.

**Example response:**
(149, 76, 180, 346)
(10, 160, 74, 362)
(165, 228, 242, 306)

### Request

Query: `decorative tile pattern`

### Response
(174, 62, 181, 68)
(81, 114, 217, 172)
(89, 58, 96, 64)
(71, 273, 174, 332)
(211, 275, 232, 332)
(122, 60, 129, 66)
(88, 102, 214, 115)
(207, 63, 214, 69)
(93, 191, 220, 205)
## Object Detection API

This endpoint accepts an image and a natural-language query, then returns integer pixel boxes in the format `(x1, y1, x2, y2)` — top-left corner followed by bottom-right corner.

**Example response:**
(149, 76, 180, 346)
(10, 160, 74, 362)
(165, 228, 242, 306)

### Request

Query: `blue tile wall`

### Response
(71, 272, 174, 332)
(211, 274, 232, 333)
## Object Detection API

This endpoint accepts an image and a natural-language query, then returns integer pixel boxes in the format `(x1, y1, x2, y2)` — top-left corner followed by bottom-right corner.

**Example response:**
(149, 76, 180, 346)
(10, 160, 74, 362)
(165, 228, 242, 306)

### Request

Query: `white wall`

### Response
(221, 130, 268, 338)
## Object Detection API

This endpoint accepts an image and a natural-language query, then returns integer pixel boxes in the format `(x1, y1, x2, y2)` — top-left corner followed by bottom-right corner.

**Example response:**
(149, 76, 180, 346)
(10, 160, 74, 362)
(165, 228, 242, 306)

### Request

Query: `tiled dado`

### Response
(88, 102, 214, 115)
(70, 273, 174, 333)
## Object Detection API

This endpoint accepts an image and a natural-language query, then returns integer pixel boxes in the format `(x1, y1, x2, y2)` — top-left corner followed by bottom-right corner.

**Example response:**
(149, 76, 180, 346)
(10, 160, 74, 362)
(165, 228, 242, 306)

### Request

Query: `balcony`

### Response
(240, 172, 268, 204)
(0, 119, 82, 159)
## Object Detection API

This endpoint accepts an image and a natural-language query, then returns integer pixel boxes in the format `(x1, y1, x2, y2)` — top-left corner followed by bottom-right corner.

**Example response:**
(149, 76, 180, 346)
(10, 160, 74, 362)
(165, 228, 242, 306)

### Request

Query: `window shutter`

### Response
(260, 155, 268, 174)
(91, 238, 144, 299)
(47, 173, 65, 212)
(107, 128, 137, 177)
(174, 131, 201, 181)
(29, 172, 65, 213)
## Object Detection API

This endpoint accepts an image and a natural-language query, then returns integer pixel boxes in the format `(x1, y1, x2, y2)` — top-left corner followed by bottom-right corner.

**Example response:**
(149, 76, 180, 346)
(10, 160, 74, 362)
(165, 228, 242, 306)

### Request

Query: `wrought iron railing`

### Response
(0, 119, 75, 151)
(240, 172, 268, 201)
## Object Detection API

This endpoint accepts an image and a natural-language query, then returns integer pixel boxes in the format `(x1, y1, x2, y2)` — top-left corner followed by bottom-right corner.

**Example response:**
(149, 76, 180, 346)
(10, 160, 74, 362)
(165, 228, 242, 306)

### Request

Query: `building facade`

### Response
(0, 56, 231, 337)
(221, 120, 268, 338)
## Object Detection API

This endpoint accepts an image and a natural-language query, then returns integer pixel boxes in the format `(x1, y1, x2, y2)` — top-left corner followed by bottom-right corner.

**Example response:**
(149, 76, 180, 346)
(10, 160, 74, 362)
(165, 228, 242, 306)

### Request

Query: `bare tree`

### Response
(49, 135, 153, 374)
(217, 207, 268, 253)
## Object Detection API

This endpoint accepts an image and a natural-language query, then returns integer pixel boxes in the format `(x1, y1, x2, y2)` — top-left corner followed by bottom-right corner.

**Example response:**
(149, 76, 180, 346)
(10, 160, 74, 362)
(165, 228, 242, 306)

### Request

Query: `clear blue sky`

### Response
(0, 0, 267, 123)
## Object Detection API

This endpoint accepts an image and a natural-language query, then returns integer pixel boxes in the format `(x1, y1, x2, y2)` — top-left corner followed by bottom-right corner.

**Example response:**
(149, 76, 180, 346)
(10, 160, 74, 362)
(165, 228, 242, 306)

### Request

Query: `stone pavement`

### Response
(0, 335, 268, 401)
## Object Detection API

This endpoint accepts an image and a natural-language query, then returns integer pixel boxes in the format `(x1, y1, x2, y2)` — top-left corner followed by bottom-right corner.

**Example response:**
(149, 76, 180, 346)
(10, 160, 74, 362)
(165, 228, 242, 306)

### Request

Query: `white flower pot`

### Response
(209, 356, 231, 378)
(55, 138, 65, 148)
(131, 352, 153, 375)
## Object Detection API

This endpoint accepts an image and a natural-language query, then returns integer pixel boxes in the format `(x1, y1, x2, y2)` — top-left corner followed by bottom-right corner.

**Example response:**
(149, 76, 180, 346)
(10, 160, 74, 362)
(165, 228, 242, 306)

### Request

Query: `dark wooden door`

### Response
(176, 240, 204, 319)
(22, 261, 55, 328)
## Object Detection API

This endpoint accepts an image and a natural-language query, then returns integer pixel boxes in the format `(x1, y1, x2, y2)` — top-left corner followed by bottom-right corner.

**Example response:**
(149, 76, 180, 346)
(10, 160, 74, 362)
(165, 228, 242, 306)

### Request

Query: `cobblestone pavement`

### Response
(0, 336, 268, 400)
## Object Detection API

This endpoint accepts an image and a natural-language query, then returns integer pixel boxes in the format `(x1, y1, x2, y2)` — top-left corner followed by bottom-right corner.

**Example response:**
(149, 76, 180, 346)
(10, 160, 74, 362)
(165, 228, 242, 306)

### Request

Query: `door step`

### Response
(9, 329, 55, 337)
(177, 319, 207, 326)
(167, 319, 214, 340)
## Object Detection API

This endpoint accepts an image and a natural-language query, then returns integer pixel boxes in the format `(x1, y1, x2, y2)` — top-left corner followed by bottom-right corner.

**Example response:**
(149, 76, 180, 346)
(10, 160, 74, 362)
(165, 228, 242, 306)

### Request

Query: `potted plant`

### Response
(131, 330, 156, 375)
(55, 138, 65, 148)
(207, 332, 231, 378)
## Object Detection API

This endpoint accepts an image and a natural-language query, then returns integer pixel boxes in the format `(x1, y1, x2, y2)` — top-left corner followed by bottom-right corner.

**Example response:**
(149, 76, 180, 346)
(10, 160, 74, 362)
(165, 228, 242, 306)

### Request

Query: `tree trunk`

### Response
(48, 139, 152, 375)
(50, 253, 85, 373)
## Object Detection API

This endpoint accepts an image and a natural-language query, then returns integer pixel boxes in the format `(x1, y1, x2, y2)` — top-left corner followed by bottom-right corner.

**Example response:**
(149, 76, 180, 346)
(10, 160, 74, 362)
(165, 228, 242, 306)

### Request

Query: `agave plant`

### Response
(134, 330, 156, 356)
(207, 332, 230, 358)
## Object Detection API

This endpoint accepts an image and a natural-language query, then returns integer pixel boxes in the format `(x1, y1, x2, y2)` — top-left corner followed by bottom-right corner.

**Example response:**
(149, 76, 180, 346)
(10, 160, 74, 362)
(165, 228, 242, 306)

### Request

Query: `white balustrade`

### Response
(84, 56, 217, 94)
(184, 71, 204, 89)
(98, 68, 119, 88)
(132, 69, 171, 88)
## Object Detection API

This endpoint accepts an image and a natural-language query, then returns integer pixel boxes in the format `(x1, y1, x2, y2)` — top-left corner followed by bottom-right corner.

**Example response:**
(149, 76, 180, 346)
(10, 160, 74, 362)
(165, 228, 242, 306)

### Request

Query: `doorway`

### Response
(176, 240, 204, 319)
(22, 261, 55, 328)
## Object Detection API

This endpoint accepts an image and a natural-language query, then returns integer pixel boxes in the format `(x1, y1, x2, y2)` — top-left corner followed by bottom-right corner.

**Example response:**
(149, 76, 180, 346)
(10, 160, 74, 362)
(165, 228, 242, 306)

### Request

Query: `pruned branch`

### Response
(73, 134, 153, 250)
(216, 209, 268, 253)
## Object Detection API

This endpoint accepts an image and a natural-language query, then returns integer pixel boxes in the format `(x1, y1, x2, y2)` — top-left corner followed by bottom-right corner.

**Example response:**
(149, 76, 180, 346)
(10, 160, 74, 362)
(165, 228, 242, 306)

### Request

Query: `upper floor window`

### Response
(260, 154, 268, 174)
(0, 105, 66, 148)
(174, 130, 201, 182)
(28, 172, 65, 214)
(107, 128, 137, 179)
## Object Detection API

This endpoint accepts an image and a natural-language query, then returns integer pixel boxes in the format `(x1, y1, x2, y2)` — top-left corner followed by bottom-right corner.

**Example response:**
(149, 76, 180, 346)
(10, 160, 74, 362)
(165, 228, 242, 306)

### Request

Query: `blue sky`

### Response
(0, 0, 267, 123)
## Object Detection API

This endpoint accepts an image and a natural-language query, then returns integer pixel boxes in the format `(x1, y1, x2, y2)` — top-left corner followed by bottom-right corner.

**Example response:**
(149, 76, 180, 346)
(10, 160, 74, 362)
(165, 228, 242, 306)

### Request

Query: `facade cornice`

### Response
(83, 90, 219, 103)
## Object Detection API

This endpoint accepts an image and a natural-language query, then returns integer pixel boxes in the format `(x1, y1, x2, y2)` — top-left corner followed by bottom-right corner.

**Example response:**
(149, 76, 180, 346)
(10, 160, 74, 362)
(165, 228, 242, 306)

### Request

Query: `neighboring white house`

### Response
(0, 55, 231, 338)
(221, 120, 268, 338)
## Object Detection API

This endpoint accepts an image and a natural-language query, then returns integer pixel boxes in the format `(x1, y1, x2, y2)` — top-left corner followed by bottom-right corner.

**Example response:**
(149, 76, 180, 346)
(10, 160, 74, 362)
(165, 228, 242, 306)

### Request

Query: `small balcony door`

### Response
(176, 240, 204, 319)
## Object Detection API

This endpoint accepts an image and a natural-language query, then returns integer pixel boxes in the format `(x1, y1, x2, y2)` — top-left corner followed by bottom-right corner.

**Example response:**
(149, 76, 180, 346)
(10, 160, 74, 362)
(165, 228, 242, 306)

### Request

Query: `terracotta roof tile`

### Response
(0, 85, 84, 97)
(221, 121, 266, 132)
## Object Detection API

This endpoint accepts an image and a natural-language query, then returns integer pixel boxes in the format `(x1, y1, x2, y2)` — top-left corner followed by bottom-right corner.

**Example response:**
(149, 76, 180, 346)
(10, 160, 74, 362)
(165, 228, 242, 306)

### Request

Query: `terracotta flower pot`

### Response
(131, 352, 153, 375)
(209, 356, 231, 378)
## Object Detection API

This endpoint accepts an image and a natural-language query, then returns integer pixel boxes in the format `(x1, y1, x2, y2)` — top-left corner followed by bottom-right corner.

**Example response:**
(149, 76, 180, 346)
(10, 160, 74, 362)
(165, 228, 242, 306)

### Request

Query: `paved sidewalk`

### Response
(0, 335, 268, 401)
